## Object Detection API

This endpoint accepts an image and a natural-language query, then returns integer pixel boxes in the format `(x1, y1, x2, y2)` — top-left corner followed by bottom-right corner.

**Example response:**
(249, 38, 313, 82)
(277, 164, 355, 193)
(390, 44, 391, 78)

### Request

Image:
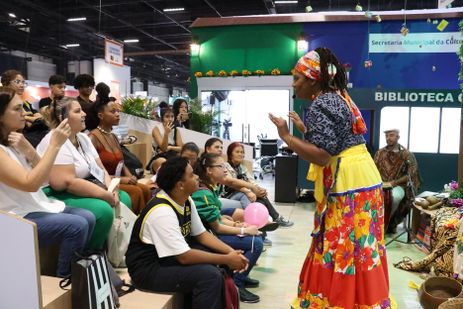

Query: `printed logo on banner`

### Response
(105, 39, 124, 67)
(369, 32, 462, 53)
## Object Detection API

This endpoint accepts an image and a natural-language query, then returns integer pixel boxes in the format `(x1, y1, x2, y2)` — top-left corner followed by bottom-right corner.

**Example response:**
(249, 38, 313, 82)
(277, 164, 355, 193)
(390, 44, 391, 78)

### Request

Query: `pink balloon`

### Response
(244, 202, 269, 228)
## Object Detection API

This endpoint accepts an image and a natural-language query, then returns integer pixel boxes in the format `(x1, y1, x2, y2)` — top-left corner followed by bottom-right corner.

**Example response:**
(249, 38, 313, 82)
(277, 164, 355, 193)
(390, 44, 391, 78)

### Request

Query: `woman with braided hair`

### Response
(270, 47, 390, 308)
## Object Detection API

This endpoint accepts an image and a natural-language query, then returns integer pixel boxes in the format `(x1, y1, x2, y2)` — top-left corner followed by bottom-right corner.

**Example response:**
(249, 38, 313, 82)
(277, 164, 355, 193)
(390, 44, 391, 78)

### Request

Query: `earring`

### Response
(310, 94, 316, 100)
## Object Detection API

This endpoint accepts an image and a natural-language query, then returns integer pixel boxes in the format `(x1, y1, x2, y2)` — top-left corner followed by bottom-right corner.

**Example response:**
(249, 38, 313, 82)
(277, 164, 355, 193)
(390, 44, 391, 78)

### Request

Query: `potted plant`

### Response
(121, 96, 157, 119)
(189, 98, 220, 134)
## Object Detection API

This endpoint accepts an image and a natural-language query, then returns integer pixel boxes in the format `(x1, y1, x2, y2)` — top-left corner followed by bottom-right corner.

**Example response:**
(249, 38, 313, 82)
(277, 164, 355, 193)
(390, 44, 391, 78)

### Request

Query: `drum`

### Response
(383, 185, 393, 231)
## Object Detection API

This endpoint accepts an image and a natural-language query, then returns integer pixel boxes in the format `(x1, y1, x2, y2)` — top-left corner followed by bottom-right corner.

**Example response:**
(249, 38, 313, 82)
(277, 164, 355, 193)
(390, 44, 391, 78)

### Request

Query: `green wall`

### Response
(190, 24, 303, 98)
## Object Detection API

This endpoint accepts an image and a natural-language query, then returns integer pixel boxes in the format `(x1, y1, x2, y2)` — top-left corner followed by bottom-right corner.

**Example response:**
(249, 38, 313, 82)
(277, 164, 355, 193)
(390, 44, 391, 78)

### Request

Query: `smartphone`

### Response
(61, 107, 68, 120)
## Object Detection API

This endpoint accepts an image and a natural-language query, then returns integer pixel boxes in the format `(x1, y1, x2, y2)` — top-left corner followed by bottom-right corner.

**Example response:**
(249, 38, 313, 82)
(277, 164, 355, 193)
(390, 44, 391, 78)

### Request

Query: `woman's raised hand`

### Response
(269, 113, 290, 139)
(163, 121, 174, 134)
(50, 119, 71, 148)
(8, 132, 34, 155)
(288, 111, 306, 134)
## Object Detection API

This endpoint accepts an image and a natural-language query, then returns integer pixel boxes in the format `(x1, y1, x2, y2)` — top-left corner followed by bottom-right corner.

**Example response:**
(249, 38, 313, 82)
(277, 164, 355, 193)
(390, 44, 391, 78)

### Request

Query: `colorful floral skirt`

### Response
(292, 144, 390, 309)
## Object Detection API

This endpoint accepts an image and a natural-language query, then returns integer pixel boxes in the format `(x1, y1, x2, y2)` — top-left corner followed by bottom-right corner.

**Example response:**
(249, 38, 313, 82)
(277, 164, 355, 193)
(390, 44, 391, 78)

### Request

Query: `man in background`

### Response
(73, 74, 95, 129)
(38, 75, 66, 109)
(374, 128, 421, 234)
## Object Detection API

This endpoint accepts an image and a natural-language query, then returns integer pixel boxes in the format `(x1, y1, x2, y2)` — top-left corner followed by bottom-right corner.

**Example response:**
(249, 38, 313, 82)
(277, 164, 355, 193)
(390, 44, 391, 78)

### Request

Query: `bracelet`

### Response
(240, 227, 245, 235)
(288, 135, 294, 148)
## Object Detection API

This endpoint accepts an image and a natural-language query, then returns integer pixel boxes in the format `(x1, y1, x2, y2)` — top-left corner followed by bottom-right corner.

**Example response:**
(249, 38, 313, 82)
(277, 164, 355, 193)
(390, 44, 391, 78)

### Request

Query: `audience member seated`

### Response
(38, 75, 66, 109)
(150, 155, 167, 189)
(73, 74, 96, 130)
(1, 69, 49, 147)
(147, 107, 183, 172)
(0, 87, 95, 277)
(172, 98, 190, 129)
(149, 101, 168, 122)
(225, 142, 294, 228)
(191, 153, 264, 303)
(126, 157, 248, 309)
(180, 142, 200, 166)
(37, 96, 132, 249)
(204, 138, 253, 212)
(374, 128, 421, 234)
(88, 83, 151, 215)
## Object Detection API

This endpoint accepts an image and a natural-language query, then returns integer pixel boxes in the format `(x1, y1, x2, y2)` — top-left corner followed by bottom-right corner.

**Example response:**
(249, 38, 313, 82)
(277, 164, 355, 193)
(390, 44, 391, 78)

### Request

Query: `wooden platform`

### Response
(40, 271, 181, 309)
(42, 276, 71, 309)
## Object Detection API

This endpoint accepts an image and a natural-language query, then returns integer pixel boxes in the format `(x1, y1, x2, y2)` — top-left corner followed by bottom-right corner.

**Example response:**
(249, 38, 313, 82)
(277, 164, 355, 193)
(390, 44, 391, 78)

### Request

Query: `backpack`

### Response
(220, 267, 239, 309)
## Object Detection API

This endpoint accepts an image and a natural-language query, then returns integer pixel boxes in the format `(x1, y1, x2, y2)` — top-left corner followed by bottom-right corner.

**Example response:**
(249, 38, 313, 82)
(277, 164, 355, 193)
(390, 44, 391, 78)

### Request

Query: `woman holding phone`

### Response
(0, 87, 95, 277)
(37, 96, 132, 249)
(172, 98, 190, 129)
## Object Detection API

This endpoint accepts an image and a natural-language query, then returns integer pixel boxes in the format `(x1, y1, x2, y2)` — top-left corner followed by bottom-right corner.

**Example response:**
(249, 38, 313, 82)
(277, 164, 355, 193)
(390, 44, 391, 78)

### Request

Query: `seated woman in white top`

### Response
(37, 97, 132, 250)
(147, 107, 183, 173)
(0, 87, 95, 277)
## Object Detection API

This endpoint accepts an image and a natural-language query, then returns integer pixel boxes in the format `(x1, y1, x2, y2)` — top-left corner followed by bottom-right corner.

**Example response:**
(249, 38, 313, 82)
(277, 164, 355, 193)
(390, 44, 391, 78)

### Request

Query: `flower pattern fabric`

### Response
(293, 182, 390, 309)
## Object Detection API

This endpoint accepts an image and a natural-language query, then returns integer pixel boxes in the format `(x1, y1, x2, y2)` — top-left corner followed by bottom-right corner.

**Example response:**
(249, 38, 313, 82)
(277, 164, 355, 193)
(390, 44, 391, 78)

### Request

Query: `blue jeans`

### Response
(219, 198, 243, 210)
(228, 192, 251, 209)
(24, 207, 95, 277)
(217, 234, 263, 287)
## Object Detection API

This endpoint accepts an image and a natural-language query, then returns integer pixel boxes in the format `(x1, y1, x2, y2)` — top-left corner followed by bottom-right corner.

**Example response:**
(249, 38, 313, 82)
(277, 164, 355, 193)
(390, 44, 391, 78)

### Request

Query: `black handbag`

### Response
(121, 145, 144, 179)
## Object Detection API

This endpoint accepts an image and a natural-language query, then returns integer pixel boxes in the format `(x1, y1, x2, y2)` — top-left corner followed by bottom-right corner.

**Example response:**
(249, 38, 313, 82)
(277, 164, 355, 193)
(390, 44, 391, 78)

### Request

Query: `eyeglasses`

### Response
(13, 80, 28, 86)
(209, 164, 227, 169)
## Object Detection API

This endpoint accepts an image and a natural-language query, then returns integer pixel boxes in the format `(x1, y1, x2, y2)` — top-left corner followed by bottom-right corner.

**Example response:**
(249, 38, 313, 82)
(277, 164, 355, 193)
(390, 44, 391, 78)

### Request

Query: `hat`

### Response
(383, 128, 400, 133)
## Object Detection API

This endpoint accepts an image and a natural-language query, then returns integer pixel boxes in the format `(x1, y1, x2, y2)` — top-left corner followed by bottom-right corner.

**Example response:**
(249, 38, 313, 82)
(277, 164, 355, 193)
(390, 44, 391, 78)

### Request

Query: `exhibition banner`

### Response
(369, 32, 461, 53)
(105, 39, 124, 66)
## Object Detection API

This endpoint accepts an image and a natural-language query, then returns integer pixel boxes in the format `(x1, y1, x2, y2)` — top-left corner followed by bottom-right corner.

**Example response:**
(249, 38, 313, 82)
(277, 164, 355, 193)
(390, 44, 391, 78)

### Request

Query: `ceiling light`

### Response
(67, 17, 87, 22)
(297, 32, 308, 52)
(274, 1, 298, 4)
(163, 8, 185, 12)
(190, 36, 200, 56)
(8, 13, 16, 18)
(65, 43, 80, 47)
(124, 39, 139, 43)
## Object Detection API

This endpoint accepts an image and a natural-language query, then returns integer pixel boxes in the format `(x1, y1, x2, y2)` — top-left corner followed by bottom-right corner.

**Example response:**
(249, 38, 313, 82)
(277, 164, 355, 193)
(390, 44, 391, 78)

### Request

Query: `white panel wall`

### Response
(148, 84, 169, 103)
(27, 61, 56, 82)
(132, 81, 144, 93)
(67, 60, 92, 76)
(93, 58, 131, 97)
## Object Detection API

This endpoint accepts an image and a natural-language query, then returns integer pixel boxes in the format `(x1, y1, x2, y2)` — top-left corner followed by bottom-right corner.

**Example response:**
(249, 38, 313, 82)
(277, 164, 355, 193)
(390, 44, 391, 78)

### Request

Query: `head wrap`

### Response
(295, 50, 366, 135)
(294, 50, 337, 81)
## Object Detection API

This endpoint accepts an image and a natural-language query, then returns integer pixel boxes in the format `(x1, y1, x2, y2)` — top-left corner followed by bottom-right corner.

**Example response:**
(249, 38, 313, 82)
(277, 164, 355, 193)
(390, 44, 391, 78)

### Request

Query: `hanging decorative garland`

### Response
(458, 20, 463, 87)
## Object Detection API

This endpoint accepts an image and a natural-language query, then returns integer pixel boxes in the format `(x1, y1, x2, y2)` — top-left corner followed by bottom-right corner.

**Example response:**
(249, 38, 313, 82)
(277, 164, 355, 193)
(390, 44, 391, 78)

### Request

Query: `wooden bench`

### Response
(0, 211, 180, 308)
(40, 273, 180, 309)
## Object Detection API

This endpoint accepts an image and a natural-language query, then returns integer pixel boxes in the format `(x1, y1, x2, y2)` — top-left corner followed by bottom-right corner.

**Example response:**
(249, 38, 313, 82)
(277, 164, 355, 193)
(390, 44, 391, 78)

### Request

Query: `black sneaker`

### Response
(275, 216, 294, 228)
(239, 287, 260, 303)
(258, 222, 279, 232)
(244, 277, 260, 288)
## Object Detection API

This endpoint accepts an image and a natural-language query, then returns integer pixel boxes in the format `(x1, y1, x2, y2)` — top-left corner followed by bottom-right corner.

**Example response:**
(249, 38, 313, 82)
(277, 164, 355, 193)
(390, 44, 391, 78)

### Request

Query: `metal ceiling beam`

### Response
(203, 0, 223, 17)
(78, 0, 180, 49)
(141, 1, 192, 33)
(103, 20, 193, 30)
(263, 0, 276, 14)
(125, 49, 189, 56)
